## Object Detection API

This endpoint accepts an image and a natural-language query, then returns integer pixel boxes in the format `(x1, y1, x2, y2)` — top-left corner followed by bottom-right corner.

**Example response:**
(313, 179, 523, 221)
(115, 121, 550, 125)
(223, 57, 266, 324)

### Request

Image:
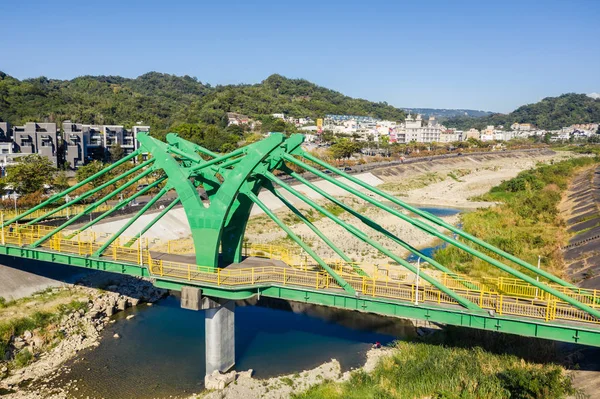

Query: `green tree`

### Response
(6, 155, 57, 194)
(110, 143, 125, 161)
(75, 160, 107, 188)
(329, 138, 362, 159)
(53, 171, 70, 191)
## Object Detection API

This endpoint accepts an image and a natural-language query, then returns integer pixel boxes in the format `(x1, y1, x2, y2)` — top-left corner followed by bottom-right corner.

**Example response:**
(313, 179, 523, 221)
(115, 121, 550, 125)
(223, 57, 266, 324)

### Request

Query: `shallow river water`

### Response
(49, 206, 463, 399)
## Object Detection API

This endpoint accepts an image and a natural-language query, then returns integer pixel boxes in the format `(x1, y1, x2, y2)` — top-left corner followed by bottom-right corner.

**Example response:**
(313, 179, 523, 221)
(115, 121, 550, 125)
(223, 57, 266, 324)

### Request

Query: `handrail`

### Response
(1, 222, 600, 325)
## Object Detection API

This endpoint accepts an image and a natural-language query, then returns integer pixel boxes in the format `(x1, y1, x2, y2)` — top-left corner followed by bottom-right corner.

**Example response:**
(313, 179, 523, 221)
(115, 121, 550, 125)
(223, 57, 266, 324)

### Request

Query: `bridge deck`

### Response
(3, 226, 600, 346)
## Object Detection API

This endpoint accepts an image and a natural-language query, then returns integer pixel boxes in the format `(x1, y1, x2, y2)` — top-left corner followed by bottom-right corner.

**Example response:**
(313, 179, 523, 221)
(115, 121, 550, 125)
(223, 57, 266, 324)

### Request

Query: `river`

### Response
(45, 207, 462, 399)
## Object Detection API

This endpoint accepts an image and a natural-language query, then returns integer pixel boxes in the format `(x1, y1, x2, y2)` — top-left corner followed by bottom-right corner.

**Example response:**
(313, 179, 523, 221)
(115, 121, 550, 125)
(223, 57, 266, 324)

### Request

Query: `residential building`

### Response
(227, 112, 250, 126)
(397, 114, 442, 143)
(511, 123, 535, 131)
(439, 129, 463, 143)
(0, 122, 11, 141)
(128, 125, 150, 157)
(62, 122, 150, 167)
(12, 122, 58, 166)
(464, 128, 481, 140)
(62, 121, 89, 168)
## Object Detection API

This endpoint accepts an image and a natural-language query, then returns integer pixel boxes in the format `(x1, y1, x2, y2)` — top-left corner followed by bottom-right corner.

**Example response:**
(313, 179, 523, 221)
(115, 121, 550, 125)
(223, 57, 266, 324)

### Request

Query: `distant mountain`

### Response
(0, 72, 406, 133)
(444, 93, 600, 130)
(403, 108, 492, 118)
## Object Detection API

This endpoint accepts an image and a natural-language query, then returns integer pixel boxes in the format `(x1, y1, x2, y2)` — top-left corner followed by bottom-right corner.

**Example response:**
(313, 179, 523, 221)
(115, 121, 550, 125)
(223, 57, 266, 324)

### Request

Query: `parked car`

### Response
(136, 184, 149, 191)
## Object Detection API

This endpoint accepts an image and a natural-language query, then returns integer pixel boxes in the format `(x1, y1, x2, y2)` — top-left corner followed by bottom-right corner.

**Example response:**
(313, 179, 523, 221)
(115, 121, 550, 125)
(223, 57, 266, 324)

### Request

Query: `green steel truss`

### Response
(3, 133, 600, 345)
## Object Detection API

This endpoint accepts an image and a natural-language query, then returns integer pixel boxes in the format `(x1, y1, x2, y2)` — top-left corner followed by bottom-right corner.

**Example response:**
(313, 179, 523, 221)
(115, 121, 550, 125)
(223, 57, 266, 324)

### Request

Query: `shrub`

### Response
(498, 367, 575, 399)
(14, 349, 33, 368)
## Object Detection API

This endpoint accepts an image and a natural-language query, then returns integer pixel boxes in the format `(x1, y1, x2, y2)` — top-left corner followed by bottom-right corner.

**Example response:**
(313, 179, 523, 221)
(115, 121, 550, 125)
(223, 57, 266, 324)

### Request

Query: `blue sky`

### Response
(1, 0, 599, 112)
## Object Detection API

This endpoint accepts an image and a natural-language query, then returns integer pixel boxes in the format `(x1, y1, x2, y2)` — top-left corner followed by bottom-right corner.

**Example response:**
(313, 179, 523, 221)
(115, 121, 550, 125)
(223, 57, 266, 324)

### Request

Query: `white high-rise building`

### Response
(397, 114, 442, 143)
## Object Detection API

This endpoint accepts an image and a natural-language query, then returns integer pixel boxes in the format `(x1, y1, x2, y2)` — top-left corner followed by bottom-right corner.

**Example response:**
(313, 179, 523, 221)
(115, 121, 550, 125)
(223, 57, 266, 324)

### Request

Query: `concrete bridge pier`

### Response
(180, 287, 235, 375)
(204, 299, 235, 374)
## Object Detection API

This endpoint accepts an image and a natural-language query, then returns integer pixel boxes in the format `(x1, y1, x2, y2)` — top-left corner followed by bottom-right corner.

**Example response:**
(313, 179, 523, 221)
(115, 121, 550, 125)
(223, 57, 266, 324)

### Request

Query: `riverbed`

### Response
(34, 207, 464, 399)
(47, 296, 415, 399)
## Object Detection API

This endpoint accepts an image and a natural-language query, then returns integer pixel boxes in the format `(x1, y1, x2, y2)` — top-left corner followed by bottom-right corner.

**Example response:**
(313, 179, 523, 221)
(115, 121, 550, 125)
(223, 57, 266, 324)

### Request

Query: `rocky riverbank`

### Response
(0, 273, 167, 398)
(197, 346, 393, 399)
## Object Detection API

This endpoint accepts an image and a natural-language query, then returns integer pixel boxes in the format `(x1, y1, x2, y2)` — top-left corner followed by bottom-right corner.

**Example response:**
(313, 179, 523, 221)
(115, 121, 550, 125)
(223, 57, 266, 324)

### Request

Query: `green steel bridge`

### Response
(2, 132, 600, 372)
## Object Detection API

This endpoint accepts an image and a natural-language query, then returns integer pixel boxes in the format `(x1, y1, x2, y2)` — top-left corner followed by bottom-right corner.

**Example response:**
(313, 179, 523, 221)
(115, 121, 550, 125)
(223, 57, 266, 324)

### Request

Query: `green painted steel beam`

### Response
(30, 168, 158, 248)
(67, 176, 168, 238)
(24, 158, 155, 227)
(287, 170, 476, 289)
(282, 153, 600, 320)
(245, 189, 356, 295)
(188, 147, 247, 174)
(299, 150, 577, 289)
(150, 278, 600, 347)
(0, 239, 599, 347)
(264, 171, 481, 311)
(263, 180, 366, 276)
(3, 150, 141, 227)
(124, 198, 181, 247)
(93, 186, 169, 257)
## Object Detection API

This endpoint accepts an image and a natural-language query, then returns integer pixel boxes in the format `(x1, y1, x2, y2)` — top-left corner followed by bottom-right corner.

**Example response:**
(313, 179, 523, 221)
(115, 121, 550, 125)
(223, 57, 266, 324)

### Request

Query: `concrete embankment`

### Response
(0, 256, 92, 300)
(561, 165, 600, 287)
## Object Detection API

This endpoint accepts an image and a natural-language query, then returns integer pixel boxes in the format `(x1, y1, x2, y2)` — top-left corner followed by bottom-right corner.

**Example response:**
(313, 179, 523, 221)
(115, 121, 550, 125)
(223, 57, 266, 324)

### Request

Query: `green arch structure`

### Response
(4, 132, 600, 320)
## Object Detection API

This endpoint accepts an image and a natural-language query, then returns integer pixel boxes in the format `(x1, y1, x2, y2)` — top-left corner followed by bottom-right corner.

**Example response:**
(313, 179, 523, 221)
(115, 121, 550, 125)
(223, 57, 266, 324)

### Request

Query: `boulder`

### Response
(128, 298, 140, 307)
(238, 369, 253, 379)
(204, 370, 236, 390)
(116, 298, 128, 311)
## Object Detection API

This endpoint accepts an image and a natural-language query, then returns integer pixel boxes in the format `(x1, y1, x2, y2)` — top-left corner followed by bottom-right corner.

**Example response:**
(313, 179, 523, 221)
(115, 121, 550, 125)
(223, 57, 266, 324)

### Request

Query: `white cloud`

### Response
(588, 92, 600, 99)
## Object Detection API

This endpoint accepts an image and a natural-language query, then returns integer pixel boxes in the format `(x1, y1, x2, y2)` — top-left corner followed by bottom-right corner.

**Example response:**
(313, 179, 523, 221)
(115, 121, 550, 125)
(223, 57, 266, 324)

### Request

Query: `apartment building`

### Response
(12, 122, 58, 167)
(62, 122, 150, 166)
(399, 114, 442, 143)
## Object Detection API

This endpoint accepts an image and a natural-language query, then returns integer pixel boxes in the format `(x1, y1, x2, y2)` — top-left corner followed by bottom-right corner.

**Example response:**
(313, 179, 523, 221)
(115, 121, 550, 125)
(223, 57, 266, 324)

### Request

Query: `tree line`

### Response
(444, 94, 600, 131)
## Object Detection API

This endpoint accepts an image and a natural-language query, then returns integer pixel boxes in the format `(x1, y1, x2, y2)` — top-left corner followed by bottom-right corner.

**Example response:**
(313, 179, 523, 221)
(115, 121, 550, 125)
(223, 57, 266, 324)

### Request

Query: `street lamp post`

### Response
(415, 257, 421, 305)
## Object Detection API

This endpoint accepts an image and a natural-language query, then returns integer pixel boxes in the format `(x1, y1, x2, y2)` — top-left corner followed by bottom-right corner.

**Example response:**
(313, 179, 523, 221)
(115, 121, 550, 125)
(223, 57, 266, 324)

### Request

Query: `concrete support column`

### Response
(205, 300, 235, 375)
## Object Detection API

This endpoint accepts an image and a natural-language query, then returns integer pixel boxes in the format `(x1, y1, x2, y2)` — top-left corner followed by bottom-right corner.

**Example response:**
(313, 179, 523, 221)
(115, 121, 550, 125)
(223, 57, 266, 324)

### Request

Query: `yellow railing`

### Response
(146, 258, 599, 325)
(1, 204, 113, 221)
(2, 222, 600, 325)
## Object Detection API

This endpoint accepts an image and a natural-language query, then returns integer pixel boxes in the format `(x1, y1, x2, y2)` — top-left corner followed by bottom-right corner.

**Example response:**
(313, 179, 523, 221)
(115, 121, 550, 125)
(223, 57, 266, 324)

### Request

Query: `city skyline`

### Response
(2, 0, 599, 112)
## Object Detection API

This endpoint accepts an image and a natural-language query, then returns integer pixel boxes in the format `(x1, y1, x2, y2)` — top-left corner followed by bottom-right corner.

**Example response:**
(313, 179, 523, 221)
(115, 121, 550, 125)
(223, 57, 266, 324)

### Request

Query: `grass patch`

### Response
(13, 349, 33, 368)
(293, 341, 576, 399)
(281, 377, 295, 387)
(435, 156, 600, 278)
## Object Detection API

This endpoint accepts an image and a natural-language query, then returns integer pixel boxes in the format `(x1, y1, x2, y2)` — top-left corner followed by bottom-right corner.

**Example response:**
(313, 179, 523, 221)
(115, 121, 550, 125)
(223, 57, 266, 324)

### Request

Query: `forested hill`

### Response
(444, 93, 600, 130)
(0, 72, 406, 133)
